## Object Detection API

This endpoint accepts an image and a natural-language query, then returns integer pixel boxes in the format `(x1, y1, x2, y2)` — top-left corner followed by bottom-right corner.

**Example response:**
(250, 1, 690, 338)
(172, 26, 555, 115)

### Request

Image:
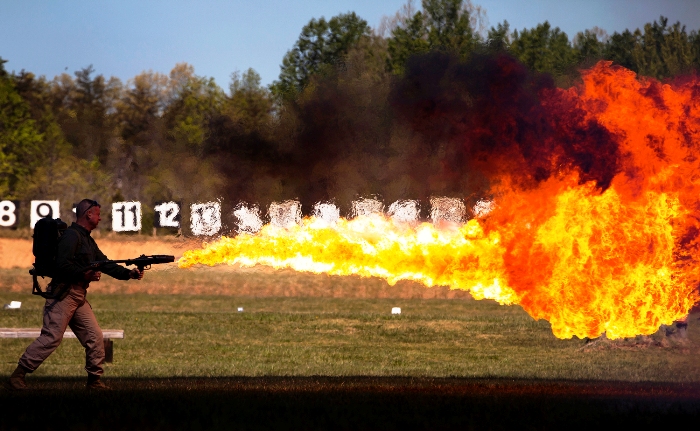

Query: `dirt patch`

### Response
(0, 238, 474, 299)
(1, 262, 473, 299)
(0, 237, 197, 269)
(72, 264, 471, 299)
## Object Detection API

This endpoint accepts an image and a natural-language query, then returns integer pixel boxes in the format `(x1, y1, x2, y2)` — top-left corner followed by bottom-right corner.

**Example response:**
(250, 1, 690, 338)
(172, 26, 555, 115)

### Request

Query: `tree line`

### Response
(1, 0, 699, 233)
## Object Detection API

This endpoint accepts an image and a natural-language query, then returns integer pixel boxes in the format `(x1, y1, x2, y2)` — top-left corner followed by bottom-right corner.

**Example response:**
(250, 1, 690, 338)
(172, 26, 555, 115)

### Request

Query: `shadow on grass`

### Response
(2, 376, 700, 430)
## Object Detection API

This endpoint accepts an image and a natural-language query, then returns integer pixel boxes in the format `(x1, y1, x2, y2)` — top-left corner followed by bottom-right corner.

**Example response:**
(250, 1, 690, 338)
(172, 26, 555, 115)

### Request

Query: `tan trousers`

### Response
(19, 284, 104, 376)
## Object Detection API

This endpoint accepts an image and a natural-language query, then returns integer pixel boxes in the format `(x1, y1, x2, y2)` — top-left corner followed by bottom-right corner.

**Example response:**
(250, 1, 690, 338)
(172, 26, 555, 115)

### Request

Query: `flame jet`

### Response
(179, 62, 700, 340)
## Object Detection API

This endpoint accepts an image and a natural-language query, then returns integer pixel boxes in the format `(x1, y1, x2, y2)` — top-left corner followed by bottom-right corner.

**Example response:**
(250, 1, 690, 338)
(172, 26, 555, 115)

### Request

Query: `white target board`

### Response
(430, 197, 465, 225)
(0, 200, 19, 228)
(154, 201, 181, 228)
(233, 203, 263, 234)
(112, 201, 142, 232)
(190, 202, 221, 236)
(351, 198, 384, 218)
(473, 199, 495, 218)
(388, 200, 420, 223)
(268, 200, 302, 228)
(312, 202, 339, 226)
(30, 200, 60, 229)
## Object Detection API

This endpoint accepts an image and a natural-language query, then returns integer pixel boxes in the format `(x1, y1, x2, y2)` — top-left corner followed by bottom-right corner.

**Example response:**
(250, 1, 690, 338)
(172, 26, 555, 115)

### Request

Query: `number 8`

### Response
(0, 201, 17, 227)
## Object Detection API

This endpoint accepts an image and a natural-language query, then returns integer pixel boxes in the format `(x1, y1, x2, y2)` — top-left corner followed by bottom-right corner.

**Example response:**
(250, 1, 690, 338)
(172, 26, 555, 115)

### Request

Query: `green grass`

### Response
(2, 269, 700, 429)
(1, 288, 699, 382)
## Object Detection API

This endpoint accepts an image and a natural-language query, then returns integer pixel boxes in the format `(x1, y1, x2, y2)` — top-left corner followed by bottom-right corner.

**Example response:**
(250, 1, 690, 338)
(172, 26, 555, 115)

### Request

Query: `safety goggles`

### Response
(81, 199, 101, 218)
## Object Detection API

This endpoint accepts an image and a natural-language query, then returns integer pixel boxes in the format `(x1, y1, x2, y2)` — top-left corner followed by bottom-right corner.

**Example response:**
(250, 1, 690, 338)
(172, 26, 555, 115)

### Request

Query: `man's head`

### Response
(76, 199, 101, 231)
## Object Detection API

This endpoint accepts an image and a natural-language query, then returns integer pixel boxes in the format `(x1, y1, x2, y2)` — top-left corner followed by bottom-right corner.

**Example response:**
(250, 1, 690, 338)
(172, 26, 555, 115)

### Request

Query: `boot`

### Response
(86, 373, 110, 390)
(8, 365, 29, 390)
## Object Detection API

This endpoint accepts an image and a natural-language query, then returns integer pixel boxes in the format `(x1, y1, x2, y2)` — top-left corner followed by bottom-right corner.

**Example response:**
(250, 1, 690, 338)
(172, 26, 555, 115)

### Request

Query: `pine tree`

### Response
(271, 12, 370, 99)
(386, 0, 479, 75)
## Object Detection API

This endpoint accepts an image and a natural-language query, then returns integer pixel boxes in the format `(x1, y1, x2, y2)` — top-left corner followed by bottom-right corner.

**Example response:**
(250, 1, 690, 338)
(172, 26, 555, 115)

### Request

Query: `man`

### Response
(8, 199, 144, 390)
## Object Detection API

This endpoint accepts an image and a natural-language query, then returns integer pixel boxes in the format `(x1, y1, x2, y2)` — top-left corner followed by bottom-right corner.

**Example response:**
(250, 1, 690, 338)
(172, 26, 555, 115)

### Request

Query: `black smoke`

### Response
(391, 51, 622, 190)
(219, 52, 623, 216)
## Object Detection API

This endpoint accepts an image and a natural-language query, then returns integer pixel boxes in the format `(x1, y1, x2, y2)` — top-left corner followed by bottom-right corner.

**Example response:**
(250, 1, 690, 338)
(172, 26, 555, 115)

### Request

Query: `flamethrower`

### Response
(85, 254, 175, 272)
(31, 255, 174, 299)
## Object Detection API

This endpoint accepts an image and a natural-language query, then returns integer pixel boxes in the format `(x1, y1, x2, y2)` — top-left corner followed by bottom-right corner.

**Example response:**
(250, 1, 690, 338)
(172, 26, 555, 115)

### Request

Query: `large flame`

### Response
(179, 62, 700, 340)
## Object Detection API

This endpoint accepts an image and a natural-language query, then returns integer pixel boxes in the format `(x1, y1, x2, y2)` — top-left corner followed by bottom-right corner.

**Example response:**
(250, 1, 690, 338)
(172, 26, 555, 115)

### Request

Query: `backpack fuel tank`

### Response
(32, 217, 68, 277)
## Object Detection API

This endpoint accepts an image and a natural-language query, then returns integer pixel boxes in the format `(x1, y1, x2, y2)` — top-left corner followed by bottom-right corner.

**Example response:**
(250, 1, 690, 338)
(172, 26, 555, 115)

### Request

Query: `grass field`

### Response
(1, 288, 699, 381)
(2, 266, 700, 429)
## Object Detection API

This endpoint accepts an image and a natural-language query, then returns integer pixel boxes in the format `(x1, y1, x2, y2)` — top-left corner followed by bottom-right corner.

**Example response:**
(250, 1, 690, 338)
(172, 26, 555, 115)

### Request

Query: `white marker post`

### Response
(30, 200, 60, 229)
(391, 307, 401, 315)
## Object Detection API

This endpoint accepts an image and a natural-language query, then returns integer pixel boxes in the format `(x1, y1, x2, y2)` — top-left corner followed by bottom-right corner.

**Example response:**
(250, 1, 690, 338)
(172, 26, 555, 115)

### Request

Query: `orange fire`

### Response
(179, 62, 700, 340)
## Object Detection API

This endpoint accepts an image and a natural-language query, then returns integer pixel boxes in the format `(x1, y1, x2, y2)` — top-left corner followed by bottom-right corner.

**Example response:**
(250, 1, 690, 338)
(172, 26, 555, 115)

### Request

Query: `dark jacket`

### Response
(55, 223, 131, 284)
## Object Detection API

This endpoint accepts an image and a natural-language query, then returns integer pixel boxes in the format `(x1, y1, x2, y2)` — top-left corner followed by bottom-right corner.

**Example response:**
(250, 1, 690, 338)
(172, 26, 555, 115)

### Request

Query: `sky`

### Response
(2, 0, 700, 89)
